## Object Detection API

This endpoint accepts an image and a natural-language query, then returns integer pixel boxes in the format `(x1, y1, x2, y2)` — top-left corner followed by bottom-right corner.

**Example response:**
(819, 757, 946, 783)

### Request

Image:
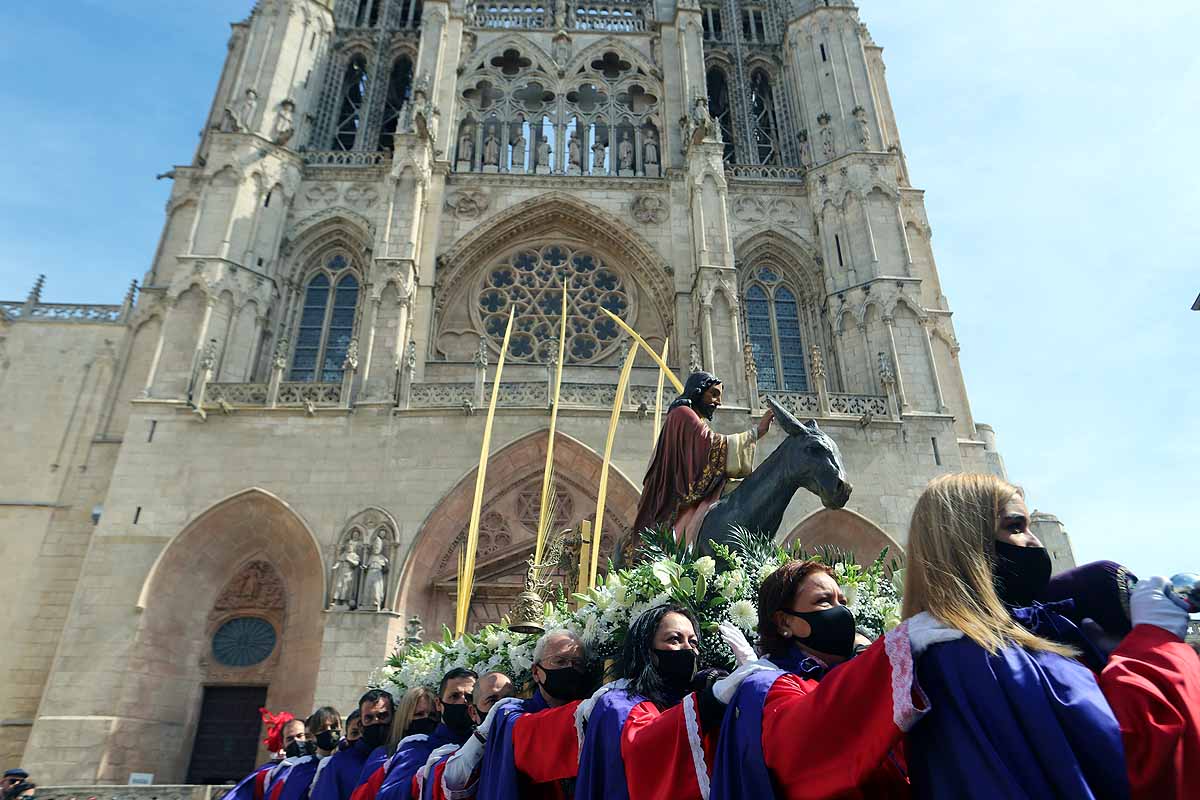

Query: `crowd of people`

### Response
(225, 473, 1197, 800)
(1, 770, 35, 800)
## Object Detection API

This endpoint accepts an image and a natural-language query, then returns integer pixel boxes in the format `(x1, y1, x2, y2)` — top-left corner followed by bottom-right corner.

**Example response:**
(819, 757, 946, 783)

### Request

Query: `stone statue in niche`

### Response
(618, 131, 634, 172)
(511, 129, 526, 169)
(798, 129, 813, 168)
(361, 531, 390, 611)
(331, 529, 364, 607)
(219, 108, 240, 133)
(853, 106, 871, 149)
(484, 131, 501, 166)
(272, 99, 295, 146)
(644, 130, 659, 167)
(568, 133, 582, 170)
(536, 136, 552, 169)
(592, 138, 606, 171)
(237, 88, 258, 132)
(820, 125, 835, 161)
(458, 127, 475, 164)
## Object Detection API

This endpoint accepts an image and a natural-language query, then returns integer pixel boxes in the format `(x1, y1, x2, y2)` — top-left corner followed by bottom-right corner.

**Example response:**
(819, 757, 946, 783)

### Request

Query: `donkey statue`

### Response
(695, 396, 853, 557)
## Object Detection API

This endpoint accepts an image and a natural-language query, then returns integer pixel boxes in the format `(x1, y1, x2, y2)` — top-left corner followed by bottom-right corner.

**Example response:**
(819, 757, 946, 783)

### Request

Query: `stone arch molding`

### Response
(781, 508, 904, 566)
(735, 228, 826, 300)
(327, 506, 401, 612)
(433, 192, 676, 361)
(394, 429, 640, 634)
(126, 487, 326, 779)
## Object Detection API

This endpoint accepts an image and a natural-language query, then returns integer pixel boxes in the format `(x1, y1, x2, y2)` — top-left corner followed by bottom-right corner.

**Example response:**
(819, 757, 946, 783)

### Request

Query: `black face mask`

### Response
(993, 541, 1051, 607)
(360, 722, 388, 750)
(441, 703, 474, 738)
(652, 647, 697, 691)
(538, 665, 592, 702)
(404, 717, 439, 738)
(285, 739, 315, 759)
(781, 604, 857, 659)
(314, 729, 340, 752)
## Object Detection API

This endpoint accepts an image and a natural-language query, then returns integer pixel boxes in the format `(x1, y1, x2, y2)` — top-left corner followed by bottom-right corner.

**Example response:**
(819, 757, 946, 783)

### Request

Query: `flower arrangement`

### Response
(375, 527, 903, 696)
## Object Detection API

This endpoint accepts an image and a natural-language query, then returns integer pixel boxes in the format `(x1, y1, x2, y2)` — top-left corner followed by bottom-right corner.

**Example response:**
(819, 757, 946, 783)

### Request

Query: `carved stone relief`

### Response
(445, 188, 490, 220)
(630, 194, 668, 224)
(327, 508, 400, 611)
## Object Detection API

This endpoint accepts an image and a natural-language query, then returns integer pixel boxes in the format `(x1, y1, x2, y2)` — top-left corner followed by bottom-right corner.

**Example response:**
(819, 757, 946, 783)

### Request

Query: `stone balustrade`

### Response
(301, 150, 391, 167)
(725, 164, 807, 182)
(37, 787, 232, 800)
(0, 301, 126, 323)
(469, 1, 652, 32)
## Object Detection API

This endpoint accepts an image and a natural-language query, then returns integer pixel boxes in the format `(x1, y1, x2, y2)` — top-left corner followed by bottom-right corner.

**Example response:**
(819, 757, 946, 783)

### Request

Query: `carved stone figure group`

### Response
(330, 527, 391, 611)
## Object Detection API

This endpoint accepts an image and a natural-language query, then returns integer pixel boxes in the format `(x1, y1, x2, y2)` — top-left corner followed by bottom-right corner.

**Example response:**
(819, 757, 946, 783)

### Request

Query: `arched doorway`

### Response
(119, 488, 325, 783)
(396, 430, 640, 634)
(781, 508, 904, 566)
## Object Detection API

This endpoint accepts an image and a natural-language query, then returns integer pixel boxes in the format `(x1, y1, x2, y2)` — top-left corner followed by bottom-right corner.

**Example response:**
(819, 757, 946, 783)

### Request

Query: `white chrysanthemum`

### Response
(693, 556, 717, 579)
(728, 599, 757, 631)
(484, 629, 506, 651)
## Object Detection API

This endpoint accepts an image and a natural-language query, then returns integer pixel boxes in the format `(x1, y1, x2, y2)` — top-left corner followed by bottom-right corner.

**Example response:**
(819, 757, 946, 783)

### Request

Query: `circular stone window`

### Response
(212, 617, 277, 667)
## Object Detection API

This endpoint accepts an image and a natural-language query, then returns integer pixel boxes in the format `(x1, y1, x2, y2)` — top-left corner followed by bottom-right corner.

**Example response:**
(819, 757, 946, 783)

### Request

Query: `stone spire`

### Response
(27, 274, 45, 305)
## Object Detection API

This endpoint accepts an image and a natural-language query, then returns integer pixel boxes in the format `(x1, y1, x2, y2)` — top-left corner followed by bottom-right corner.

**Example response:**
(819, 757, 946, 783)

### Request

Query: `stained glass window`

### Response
(290, 256, 360, 382)
(477, 245, 631, 364)
(745, 270, 809, 392)
(212, 617, 276, 667)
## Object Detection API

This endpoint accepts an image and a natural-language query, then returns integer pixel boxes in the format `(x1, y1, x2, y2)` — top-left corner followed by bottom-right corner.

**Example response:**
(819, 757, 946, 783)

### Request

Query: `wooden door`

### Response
(186, 685, 269, 784)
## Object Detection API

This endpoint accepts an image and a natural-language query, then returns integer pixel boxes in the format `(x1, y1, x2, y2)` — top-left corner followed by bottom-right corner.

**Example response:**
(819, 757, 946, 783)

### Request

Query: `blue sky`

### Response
(0, 2, 1195, 578)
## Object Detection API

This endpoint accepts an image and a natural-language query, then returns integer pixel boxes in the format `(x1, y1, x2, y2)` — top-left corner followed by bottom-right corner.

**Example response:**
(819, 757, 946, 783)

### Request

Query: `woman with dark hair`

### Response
(711, 560, 909, 798)
(576, 603, 727, 800)
(267, 707, 343, 800)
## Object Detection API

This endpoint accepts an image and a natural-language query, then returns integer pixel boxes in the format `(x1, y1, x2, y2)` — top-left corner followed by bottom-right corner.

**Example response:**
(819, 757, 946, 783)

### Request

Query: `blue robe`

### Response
(227, 761, 278, 800)
(575, 687, 644, 800)
(311, 739, 373, 800)
(276, 755, 322, 800)
(476, 692, 550, 800)
(379, 724, 464, 800)
(711, 646, 828, 800)
(907, 637, 1130, 799)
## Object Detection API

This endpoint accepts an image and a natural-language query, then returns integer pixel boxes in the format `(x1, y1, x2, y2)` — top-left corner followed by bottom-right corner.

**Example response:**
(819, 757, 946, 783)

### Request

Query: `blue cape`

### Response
(276, 756, 321, 800)
(575, 688, 644, 800)
(226, 761, 277, 800)
(476, 692, 550, 800)
(711, 645, 828, 800)
(378, 724, 463, 800)
(309, 740, 371, 800)
(907, 637, 1130, 799)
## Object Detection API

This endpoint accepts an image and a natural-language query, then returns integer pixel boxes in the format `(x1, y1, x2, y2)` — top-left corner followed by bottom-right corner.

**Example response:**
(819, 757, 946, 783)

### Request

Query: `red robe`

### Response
(508, 700, 581, 799)
(1098, 623, 1200, 800)
(620, 693, 718, 800)
(634, 405, 746, 539)
(761, 626, 926, 799)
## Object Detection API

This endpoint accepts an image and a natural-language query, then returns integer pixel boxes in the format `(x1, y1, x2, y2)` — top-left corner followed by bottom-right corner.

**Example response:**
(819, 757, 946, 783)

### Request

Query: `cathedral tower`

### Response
(0, 0, 1047, 781)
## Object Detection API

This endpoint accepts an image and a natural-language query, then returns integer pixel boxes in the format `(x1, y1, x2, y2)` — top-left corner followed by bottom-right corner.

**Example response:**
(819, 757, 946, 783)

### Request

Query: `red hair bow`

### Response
(260, 707, 296, 752)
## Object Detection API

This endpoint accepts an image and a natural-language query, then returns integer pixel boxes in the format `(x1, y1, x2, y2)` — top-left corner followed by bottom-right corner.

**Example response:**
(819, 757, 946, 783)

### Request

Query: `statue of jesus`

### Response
(633, 371, 773, 543)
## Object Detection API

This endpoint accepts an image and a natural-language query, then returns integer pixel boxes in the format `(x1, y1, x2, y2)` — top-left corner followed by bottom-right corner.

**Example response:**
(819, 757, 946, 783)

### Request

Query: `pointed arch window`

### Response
(749, 69, 780, 165)
(744, 267, 808, 391)
(333, 55, 370, 151)
(705, 67, 736, 163)
(290, 256, 360, 382)
(378, 56, 414, 152)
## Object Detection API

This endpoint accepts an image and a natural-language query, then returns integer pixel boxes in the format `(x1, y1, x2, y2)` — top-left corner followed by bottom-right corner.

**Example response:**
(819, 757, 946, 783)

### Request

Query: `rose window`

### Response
(476, 245, 633, 364)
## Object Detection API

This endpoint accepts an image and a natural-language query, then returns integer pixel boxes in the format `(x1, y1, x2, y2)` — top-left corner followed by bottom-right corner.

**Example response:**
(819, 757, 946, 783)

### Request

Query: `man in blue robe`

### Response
(311, 690, 394, 800)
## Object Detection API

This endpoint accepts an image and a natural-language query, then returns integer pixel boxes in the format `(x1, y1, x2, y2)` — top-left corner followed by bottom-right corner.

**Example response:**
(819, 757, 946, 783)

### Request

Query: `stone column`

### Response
(881, 316, 909, 411)
(920, 318, 949, 413)
(188, 296, 217, 394)
(191, 339, 217, 414)
(141, 302, 173, 397)
(857, 322, 877, 394)
(398, 341, 416, 409)
(267, 337, 287, 408)
(359, 295, 381, 388)
(340, 338, 359, 409)
(743, 341, 760, 412)
(878, 352, 901, 421)
(473, 336, 487, 409)
(700, 300, 715, 372)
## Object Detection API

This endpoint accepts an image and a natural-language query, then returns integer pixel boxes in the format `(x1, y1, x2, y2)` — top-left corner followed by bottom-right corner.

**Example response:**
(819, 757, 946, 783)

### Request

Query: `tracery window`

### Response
(332, 55, 370, 151)
(749, 69, 780, 165)
(290, 255, 360, 382)
(475, 244, 632, 364)
(454, 47, 662, 177)
(744, 267, 808, 392)
(378, 56, 414, 152)
(706, 67, 736, 163)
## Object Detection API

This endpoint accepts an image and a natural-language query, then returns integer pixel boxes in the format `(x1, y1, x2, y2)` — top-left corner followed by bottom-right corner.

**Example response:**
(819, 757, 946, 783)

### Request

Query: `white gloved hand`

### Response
(477, 696, 522, 739)
(1131, 576, 1189, 640)
(906, 611, 964, 657)
(712, 659, 776, 704)
(719, 622, 757, 666)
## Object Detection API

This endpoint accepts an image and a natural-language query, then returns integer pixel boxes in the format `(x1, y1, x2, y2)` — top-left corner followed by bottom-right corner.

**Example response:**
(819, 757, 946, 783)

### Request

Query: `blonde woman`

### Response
(350, 686, 439, 800)
(901, 473, 1197, 800)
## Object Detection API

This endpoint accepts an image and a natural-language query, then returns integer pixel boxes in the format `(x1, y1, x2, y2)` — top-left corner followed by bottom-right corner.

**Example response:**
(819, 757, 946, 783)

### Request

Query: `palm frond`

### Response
(635, 523, 695, 564)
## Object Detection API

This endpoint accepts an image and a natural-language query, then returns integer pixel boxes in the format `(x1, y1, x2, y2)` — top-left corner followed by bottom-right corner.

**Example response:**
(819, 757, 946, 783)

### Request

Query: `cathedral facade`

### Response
(0, 0, 1073, 784)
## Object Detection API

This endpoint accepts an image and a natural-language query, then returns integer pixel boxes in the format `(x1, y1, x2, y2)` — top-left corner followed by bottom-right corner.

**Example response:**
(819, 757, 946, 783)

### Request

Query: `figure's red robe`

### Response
(633, 405, 755, 541)
(1098, 623, 1200, 800)
(619, 693, 718, 800)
